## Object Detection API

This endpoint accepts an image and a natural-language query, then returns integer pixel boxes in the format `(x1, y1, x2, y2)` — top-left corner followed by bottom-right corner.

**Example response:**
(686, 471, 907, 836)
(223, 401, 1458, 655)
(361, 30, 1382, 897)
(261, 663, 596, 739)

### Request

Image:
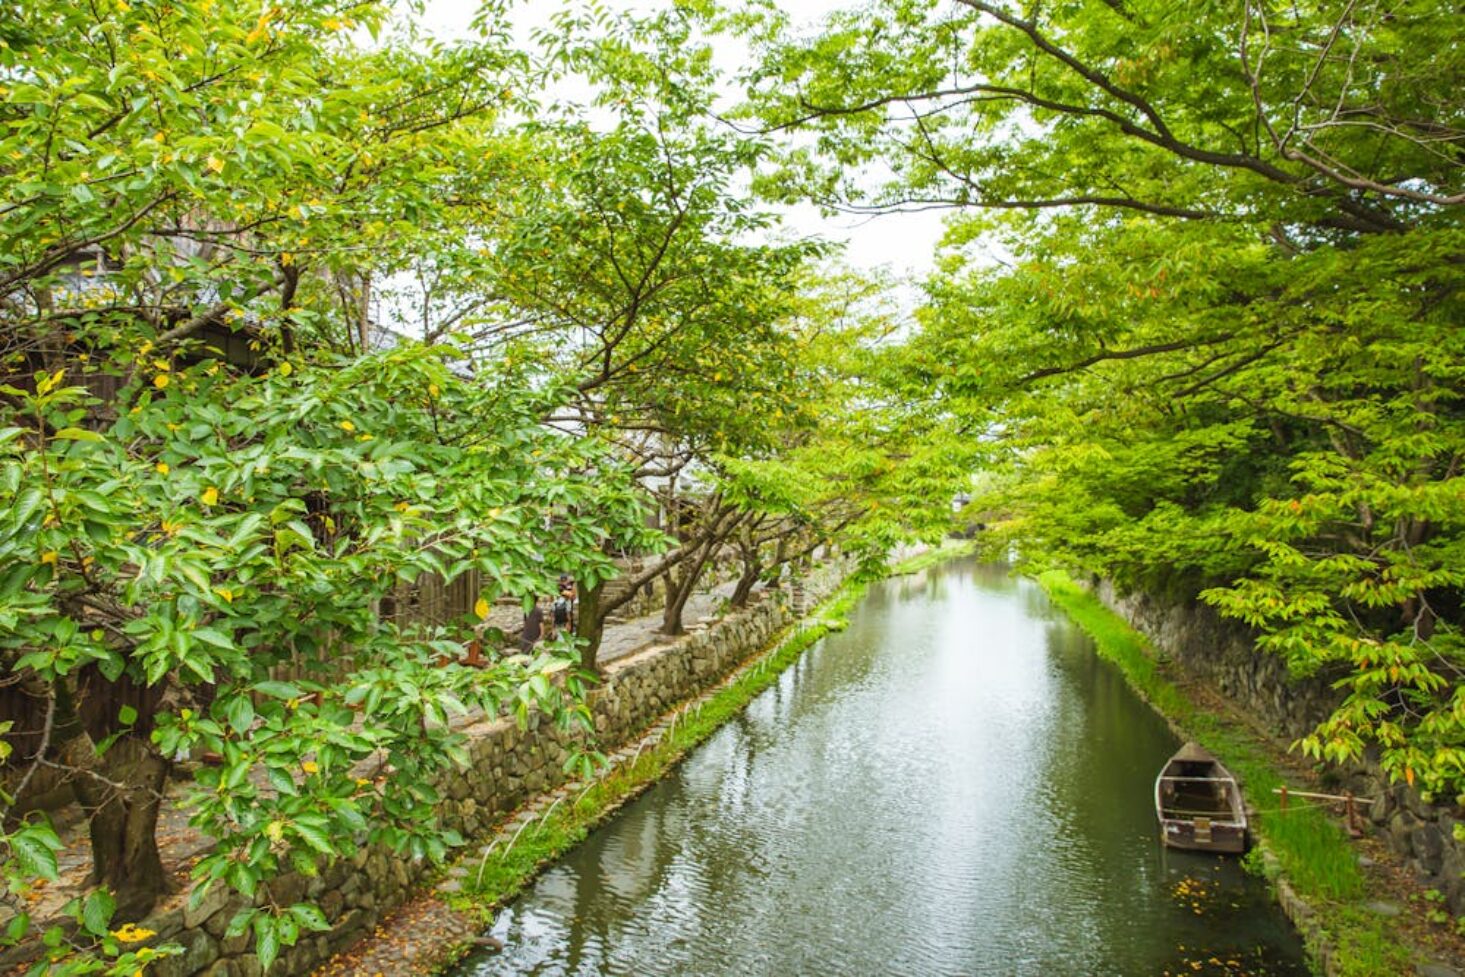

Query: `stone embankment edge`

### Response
(414, 571, 878, 976)
(1034, 570, 1403, 977)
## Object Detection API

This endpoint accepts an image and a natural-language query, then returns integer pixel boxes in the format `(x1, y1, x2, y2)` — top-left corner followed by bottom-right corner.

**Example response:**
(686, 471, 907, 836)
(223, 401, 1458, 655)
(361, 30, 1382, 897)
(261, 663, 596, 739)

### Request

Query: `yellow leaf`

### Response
(155, 462, 169, 475)
(246, 9, 273, 44)
(213, 587, 233, 603)
(302, 760, 319, 774)
(40, 551, 58, 565)
(36, 369, 64, 395)
(474, 597, 489, 620)
(153, 373, 170, 390)
(427, 383, 440, 399)
(278, 361, 293, 377)
(201, 486, 219, 506)
(339, 420, 355, 432)
(206, 156, 224, 174)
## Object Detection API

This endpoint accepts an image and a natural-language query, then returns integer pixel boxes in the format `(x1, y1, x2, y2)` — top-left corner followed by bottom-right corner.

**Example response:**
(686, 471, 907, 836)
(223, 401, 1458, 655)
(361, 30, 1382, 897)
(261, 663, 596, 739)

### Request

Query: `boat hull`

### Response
(1154, 742, 1249, 855)
(1159, 818, 1247, 854)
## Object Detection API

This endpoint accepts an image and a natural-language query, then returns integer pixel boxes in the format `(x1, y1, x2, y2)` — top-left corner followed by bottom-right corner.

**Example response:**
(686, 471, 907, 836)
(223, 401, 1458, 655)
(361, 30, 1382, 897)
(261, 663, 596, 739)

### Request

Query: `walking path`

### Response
(596, 580, 745, 665)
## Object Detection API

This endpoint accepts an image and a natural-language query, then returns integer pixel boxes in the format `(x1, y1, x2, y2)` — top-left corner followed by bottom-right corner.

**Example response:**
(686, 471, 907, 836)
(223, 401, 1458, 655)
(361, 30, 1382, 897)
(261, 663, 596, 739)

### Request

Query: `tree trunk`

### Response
(661, 571, 697, 636)
(71, 668, 171, 920)
(575, 576, 606, 674)
(764, 537, 789, 589)
(730, 559, 761, 608)
(662, 539, 718, 636)
(72, 736, 171, 920)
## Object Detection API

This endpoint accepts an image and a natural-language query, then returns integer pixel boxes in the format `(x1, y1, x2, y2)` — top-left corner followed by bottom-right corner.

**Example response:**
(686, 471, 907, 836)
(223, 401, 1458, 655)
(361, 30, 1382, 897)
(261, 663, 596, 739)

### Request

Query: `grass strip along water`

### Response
(436, 546, 969, 965)
(887, 539, 977, 576)
(1038, 569, 1418, 977)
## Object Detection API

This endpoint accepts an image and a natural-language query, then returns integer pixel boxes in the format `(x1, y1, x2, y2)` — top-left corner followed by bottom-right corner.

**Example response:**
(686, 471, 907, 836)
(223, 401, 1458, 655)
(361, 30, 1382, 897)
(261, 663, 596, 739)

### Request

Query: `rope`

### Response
(1247, 798, 1344, 816)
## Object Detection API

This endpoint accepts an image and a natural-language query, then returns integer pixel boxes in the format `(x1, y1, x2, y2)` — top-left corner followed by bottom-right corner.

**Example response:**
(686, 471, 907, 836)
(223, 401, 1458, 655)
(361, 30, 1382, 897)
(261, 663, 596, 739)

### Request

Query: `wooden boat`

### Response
(1155, 742, 1248, 854)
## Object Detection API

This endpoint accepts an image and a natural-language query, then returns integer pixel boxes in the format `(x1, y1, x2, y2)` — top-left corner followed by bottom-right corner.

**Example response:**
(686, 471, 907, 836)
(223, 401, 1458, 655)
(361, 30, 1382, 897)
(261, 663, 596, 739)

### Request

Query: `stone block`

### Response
(331, 908, 369, 938)
(152, 929, 219, 977)
(148, 907, 186, 941)
(389, 856, 410, 890)
(221, 927, 252, 957)
(338, 874, 363, 901)
(319, 889, 344, 920)
(1370, 790, 1395, 824)
(1413, 824, 1446, 875)
(364, 851, 389, 883)
(204, 900, 239, 938)
(183, 882, 230, 929)
(264, 873, 307, 909)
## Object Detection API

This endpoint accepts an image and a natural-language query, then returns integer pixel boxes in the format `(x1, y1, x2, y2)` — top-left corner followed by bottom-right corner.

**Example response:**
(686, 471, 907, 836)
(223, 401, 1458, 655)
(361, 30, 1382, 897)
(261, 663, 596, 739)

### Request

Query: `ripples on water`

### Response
(454, 561, 1308, 977)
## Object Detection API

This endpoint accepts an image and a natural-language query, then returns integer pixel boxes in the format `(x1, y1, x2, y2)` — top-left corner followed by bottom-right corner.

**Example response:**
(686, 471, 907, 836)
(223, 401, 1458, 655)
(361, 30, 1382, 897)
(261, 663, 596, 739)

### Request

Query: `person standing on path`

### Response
(554, 573, 576, 633)
(520, 598, 547, 653)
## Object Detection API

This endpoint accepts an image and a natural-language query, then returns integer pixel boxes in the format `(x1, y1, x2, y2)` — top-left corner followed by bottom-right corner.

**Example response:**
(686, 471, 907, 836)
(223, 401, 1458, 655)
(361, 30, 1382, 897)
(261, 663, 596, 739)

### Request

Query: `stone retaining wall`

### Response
(121, 563, 848, 977)
(1096, 581, 1465, 913)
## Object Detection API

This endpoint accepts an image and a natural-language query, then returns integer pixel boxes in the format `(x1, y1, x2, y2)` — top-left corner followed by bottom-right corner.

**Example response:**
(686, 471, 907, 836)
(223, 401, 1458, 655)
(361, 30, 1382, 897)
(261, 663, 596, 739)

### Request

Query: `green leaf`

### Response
(80, 888, 115, 937)
(193, 627, 235, 651)
(225, 696, 255, 734)
(290, 903, 330, 932)
(224, 908, 256, 939)
(291, 821, 334, 855)
(253, 681, 303, 700)
(51, 427, 103, 442)
(11, 823, 62, 882)
(256, 919, 280, 974)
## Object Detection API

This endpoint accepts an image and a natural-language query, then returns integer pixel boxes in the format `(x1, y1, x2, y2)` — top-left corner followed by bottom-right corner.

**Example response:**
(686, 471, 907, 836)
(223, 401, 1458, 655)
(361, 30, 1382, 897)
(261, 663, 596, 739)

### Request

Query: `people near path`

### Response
(520, 598, 546, 653)
(554, 573, 576, 632)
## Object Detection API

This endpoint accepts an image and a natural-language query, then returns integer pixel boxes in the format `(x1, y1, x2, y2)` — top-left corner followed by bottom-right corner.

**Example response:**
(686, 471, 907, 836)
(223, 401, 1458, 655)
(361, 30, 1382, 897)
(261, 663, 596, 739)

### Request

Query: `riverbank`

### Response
(887, 538, 976, 576)
(312, 546, 971, 977)
(1038, 569, 1463, 977)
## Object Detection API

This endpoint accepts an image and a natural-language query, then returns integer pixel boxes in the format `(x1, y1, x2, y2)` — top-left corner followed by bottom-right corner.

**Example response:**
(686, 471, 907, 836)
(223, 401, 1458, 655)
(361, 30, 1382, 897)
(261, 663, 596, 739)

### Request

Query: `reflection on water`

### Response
(454, 560, 1307, 977)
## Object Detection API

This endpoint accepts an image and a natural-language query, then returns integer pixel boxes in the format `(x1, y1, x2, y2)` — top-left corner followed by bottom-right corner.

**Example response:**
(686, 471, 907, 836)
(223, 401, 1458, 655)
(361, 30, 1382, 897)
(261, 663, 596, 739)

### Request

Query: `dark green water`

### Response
(456, 560, 1309, 977)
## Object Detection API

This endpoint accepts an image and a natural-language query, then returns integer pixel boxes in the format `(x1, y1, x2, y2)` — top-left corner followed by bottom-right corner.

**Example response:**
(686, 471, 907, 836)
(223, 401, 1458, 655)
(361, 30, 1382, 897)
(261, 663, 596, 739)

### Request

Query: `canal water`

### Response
(456, 560, 1309, 977)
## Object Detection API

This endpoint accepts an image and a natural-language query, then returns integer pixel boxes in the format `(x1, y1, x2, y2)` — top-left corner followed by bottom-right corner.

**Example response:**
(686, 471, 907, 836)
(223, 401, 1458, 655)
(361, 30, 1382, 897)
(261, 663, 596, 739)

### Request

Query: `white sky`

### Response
(408, 0, 952, 282)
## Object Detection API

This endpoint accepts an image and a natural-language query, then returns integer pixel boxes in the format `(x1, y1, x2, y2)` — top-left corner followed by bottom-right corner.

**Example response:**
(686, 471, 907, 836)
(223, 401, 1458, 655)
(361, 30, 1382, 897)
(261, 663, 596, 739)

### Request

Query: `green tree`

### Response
(0, 1, 656, 970)
(741, 0, 1465, 793)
